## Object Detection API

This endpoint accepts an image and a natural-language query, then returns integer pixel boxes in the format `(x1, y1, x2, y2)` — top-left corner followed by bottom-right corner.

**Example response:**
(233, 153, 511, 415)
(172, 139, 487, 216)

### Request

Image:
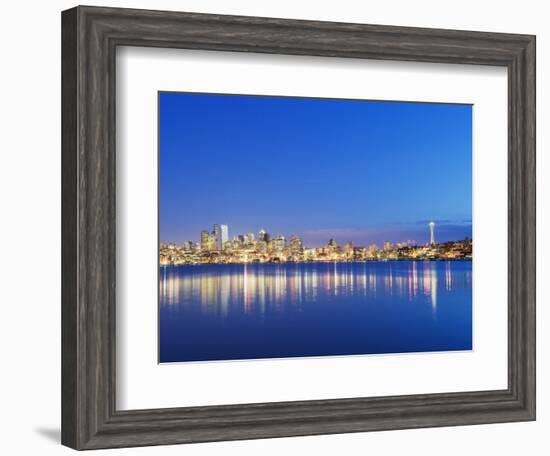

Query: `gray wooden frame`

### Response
(61, 5, 536, 450)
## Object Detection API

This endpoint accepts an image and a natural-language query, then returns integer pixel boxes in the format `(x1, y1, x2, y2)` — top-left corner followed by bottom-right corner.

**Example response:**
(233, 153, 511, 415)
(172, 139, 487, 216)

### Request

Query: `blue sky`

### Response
(159, 92, 472, 247)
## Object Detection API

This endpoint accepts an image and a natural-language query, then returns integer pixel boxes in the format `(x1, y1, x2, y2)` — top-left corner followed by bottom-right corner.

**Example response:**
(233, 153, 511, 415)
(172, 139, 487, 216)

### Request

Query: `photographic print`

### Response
(159, 92, 473, 363)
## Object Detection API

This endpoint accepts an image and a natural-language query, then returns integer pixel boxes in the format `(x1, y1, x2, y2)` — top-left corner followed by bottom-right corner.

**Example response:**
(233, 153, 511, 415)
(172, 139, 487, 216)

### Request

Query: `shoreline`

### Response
(160, 258, 472, 267)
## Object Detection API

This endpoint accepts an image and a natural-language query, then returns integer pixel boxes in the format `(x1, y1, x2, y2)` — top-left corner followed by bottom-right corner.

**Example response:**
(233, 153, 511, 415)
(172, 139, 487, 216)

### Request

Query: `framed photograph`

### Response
(61, 5, 535, 450)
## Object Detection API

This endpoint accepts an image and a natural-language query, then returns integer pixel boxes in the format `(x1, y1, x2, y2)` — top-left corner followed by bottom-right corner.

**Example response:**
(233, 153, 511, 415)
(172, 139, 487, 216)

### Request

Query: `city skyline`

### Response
(162, 219, 471, 249)
(160, 221, 472, 265)
(159, 92, 472, 247)
(164, 220, 465, 250)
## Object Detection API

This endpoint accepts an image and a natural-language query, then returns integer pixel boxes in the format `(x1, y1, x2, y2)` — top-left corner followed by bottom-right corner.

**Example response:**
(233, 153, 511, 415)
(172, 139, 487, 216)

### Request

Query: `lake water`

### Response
(159, 261, 472, 363)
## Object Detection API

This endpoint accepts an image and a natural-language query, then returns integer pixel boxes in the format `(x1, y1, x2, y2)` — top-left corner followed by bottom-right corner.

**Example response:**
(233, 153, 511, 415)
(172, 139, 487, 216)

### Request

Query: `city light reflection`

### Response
(159, 261, 467, 318)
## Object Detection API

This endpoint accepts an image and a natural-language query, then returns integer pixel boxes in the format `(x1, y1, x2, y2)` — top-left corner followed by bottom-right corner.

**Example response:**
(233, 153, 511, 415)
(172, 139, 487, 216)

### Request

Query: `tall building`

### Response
(258, 229, 267, 242)
(213, 224, 221, 250)
(200, 230, 210, 251)
(220, 224, 229, 247)
(289, 235, 303, 254)
(274, 235, 286, 251)
(207, 233, 217, 251)
(429, 221, 436, 245)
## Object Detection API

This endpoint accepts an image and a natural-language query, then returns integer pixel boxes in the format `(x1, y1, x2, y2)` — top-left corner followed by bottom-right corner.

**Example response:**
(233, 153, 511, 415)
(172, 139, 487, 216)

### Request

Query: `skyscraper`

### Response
(213, 224, 221, 250)
(290, 235, 303, 254)
(258, 229, 267, 242)
(429, 221, 436, 245)
(274, 235, 286, 251)
(220, 224, 229, 247)
(200, 230, 210, 251)
(212, 224, 229, 250)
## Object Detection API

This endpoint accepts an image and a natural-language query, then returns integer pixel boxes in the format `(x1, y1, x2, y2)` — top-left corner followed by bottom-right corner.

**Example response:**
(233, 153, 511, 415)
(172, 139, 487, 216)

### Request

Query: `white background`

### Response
(117, 48, 508, 410)
(0, 1, 547, 455)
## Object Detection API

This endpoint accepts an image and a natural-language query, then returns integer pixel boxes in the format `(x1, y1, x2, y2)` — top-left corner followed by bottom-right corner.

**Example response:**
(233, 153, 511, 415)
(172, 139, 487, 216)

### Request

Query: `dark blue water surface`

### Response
(159, 261, 472, 363)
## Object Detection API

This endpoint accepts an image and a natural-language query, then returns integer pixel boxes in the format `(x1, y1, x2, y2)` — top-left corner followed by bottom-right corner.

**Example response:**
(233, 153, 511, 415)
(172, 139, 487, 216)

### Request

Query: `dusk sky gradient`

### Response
(159, 92, 472, 247)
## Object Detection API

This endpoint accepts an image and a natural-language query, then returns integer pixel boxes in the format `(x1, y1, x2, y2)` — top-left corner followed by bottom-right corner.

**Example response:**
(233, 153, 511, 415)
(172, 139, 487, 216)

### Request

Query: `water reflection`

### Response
(160, 261, 471, 318)
(160, 261, 473, 362)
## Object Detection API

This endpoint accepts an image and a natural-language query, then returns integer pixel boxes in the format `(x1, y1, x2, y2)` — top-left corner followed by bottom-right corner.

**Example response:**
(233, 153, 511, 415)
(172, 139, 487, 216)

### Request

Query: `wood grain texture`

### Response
(61, 7, 78, 449)
(61, 5, 536, 450)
